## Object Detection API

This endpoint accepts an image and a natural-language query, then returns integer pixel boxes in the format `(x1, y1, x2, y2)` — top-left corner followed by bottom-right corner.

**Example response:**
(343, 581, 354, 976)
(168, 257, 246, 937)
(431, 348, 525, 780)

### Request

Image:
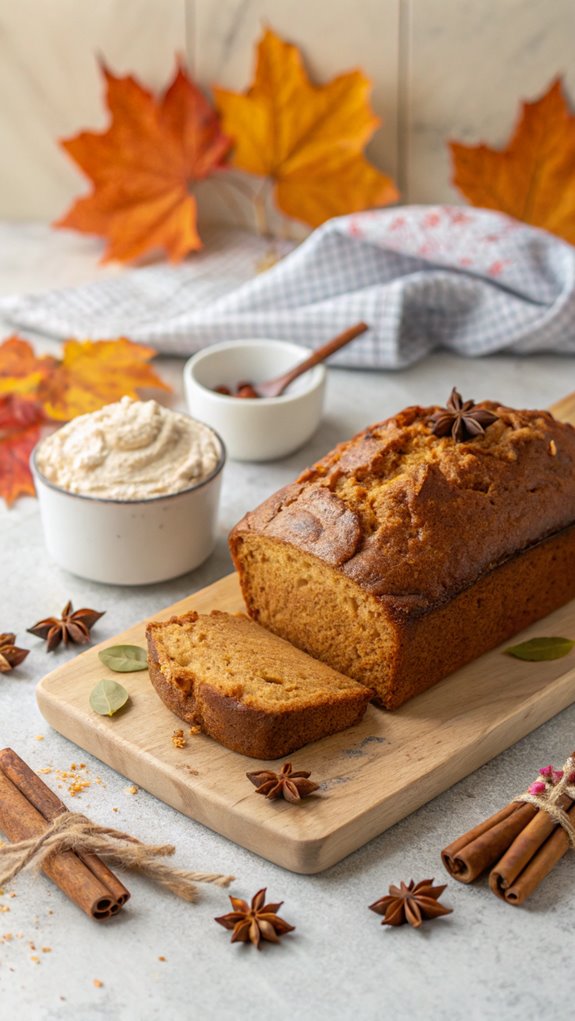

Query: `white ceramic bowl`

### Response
(30, 425, 225, 586)
(184, 340, 326, 461)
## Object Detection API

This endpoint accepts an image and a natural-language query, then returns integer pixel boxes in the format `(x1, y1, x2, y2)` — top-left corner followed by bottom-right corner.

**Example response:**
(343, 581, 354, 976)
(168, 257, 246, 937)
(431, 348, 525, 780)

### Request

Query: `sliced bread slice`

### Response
(146, 610, 371, 759)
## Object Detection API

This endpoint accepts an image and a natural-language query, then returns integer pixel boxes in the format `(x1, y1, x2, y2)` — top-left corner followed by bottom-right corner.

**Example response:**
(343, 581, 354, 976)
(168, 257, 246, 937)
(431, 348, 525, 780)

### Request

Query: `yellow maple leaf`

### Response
(215, 28, 398, 227)
(55, 63, 231, 263)
(449, 77, 575, 243)
(36, 339, 171, 421)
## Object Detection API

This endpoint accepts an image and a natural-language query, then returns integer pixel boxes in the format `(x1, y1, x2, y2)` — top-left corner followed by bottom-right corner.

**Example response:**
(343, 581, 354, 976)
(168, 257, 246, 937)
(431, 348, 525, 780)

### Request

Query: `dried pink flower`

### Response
(538, 765, 553, 778)
(528, 781, 547, 795)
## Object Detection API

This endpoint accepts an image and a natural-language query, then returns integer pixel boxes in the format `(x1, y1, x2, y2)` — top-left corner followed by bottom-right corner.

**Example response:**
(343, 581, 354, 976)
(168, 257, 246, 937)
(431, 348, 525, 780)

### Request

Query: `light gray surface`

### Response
(1, 233, 574, 1021)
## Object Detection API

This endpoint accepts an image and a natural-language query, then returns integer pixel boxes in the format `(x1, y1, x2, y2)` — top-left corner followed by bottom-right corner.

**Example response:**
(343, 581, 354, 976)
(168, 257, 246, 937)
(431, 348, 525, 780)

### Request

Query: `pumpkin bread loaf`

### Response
(146, 610, 371, 758)
(229, 398, 575, 709)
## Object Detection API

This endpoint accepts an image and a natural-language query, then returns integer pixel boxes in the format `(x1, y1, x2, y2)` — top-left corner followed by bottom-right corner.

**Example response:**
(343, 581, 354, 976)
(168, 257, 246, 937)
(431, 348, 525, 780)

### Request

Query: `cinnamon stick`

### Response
(489, 797, 575, 905)
(0, 748, 129, 920)
(441, 801, 537, 883)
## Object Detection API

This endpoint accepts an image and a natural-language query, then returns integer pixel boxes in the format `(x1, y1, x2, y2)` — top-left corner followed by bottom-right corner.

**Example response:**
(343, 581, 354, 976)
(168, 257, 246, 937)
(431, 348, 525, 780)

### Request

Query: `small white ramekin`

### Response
(30, 425, 225, 586)
(184, 340, 326, 461)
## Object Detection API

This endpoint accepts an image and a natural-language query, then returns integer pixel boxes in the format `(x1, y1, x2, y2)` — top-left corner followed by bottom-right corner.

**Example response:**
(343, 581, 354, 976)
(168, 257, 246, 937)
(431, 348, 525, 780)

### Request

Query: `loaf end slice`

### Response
(145, 610, 371, 759)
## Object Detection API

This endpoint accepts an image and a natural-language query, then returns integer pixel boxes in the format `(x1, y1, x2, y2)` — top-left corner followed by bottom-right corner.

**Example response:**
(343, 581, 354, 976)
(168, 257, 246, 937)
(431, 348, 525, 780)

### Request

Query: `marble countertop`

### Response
(0, 226, 573, 1021)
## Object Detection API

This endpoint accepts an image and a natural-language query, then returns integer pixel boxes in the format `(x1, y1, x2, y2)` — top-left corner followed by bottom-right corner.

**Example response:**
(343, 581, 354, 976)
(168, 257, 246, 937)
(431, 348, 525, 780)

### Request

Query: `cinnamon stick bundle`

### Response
(0, 748, 129, 920)
(489, 797, 575, 905)
(442, 752, 575, 906)
(441, 801, 537, 883)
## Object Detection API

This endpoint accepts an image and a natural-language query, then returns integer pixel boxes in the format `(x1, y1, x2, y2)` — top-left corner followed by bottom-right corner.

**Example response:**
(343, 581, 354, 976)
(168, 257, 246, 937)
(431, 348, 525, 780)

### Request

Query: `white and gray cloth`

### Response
(1, 205, 574, 368)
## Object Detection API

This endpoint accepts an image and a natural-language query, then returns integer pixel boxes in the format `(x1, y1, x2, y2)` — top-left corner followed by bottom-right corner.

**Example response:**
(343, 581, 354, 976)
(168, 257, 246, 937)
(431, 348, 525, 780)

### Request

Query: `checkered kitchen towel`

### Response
(2, 205, 574, 368)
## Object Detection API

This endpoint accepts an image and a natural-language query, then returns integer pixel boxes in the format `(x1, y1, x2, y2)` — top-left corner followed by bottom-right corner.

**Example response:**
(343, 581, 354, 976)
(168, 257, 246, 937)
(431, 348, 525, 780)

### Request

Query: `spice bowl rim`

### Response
(183, 339, 326, 405)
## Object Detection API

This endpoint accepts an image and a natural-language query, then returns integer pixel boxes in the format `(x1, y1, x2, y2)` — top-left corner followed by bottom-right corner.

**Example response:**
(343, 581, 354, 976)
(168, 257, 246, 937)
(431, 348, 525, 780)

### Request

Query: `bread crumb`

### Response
(48, 763, 99, 798)
(0, 905, 10, 913)
(126, 785, 138, 796)
(172, 729, 187, 749)
(188, 726, 201, 736)
(158, 955, 166, 962)
(42, 947, 52, 953)
(30, 956, 40, 964)
(549, 439, 557, 456)
(37, 768, 52, 775)
(93, 979, 103, 989)
(66, 776, 91, 797)
(35, 735, 44, 741)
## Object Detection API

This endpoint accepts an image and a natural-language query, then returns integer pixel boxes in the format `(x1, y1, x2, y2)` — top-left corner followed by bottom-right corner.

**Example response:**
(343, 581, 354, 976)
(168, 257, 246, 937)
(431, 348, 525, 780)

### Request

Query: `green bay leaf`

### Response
(98, 645, 148, 672)
(90, 679, 130, 717)
(505, 637, 575, 662)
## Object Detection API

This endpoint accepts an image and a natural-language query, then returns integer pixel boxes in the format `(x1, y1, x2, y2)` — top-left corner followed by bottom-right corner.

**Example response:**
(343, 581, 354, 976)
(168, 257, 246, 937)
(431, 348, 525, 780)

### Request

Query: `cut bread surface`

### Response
(145, 610, 371, 758)
(231, 524, 575, 709)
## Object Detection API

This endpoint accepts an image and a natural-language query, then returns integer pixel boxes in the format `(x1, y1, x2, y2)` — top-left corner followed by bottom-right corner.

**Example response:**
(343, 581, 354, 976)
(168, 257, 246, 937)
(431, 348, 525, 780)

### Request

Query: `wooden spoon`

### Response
(234, 321, 369, 399)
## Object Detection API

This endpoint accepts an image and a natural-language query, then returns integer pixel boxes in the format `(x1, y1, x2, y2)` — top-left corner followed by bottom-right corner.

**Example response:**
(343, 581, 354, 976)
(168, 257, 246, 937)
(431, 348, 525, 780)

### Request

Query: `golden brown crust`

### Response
(195, 685, 369, 759)
(230, 403, 575, 617)
(381, 523, 575, 707)
(229, 400, 575, 709)
(145, 611, 370, 759)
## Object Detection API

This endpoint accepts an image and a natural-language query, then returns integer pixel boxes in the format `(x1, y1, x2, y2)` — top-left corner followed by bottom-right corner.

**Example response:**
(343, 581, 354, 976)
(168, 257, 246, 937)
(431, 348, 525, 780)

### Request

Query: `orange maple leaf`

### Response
(449, 78, 575, 243)
(214, 28, 398, 228)
(0, 395, 46, 506)
(36, 338, 171, 421)
(0, 336, 57, 396)
(55, 63, 231, 263)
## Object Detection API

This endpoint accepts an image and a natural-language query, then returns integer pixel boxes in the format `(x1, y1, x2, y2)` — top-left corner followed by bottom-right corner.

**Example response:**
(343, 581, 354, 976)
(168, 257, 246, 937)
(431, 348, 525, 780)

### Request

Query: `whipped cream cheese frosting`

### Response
(36, 396, 221, 500)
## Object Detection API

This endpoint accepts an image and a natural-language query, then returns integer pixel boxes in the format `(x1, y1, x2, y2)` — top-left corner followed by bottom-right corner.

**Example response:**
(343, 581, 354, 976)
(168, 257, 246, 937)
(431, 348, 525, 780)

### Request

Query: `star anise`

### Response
(369, 879, 452, 929)
(428, 387, 499, 443)
(27, 601, 105, 652)
(215, 888, 295, 949)
(0, 633, 30, 673)
(246, 761, 319, 803)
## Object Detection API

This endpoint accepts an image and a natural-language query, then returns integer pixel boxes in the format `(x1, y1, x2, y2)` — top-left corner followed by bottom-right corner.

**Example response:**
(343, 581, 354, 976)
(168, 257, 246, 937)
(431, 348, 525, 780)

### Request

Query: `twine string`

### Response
(0, 812, 234, 902)
(515, 753, 575, 849)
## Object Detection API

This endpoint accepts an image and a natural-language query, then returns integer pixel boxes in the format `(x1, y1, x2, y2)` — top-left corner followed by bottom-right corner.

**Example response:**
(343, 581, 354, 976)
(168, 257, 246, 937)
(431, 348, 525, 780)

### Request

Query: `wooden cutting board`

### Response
(36, 392, 575, 874)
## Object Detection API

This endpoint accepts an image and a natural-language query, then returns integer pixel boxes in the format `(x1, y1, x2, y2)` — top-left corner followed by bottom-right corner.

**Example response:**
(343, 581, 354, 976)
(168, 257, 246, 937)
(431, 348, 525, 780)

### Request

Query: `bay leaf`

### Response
(505, 637, 575, 662)
(98, 644, 148, 672)
(90, 679, 130, 717)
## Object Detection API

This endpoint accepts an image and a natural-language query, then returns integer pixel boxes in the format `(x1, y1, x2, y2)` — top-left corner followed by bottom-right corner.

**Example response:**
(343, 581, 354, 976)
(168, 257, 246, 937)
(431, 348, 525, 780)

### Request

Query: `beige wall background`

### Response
(0, 0, 573, 221)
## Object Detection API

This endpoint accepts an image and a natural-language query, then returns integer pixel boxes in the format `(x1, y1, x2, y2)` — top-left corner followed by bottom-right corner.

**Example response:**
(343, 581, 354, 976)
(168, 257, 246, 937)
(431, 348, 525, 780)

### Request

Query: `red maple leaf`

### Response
(0, 396, 46, 506)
